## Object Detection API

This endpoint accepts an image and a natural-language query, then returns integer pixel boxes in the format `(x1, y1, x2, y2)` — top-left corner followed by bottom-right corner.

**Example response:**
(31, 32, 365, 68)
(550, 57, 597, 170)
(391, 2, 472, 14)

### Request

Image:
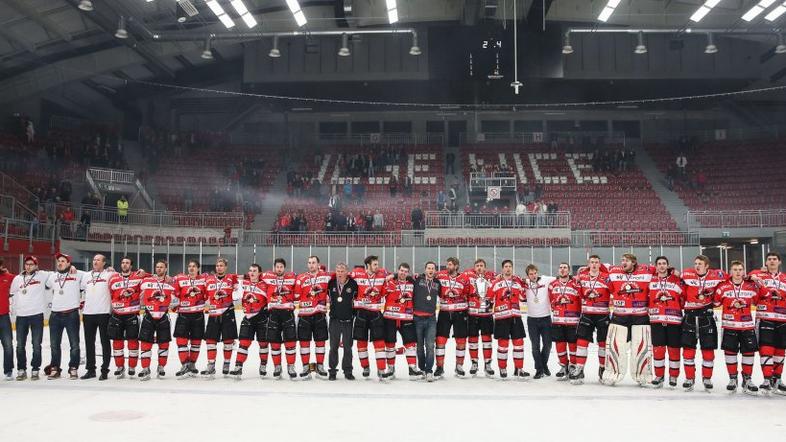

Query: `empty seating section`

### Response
(462, 144, 678, 231)
(276, 145, 443, 232)
(646, 141, 786, 211)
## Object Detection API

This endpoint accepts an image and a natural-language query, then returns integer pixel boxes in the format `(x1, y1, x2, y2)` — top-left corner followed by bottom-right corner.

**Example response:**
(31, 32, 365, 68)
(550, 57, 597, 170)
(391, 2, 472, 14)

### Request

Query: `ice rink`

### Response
(2, 313, 785, 442)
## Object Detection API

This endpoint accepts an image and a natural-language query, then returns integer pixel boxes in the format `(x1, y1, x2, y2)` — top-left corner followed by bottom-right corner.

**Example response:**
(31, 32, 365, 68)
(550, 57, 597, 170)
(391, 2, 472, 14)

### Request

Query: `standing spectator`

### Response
(448, 186, 457, 211)
(327, 263, 357, 380)
(389, 175, 399, 197)
(373, 210, 384, 231)
(0, 258, 14, 380)
(522, 264, 555, 379)
(78, 210, 91, 240)
(25, 120, 35, 144)
(413, 262, 441, 381)
(116, 195, 129, 224)
(676, 154, 688, 176)
(328, 193, 340, 211)
(403, 175, 413, 196)
(436, 190, 446, 210)
(515, 200, 527, 227)
(411, 206, 424, 230)
(343, 179, 353, 200)
(445, 152, 455, 175)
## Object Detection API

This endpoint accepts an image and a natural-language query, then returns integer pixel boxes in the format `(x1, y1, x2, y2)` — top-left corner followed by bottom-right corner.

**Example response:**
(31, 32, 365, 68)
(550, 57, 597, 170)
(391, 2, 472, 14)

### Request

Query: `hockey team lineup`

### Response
(6, 251, 786, 398)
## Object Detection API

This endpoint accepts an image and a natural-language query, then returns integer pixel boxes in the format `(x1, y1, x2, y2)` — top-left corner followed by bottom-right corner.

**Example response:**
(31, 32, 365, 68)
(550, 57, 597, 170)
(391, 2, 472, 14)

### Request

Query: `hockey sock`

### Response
(176, 338, 190, 364)
(357, 340, 370, 369)
(598, 341, 607, 367)
(271, 343, 282, 366)
(568, 342, 577, 365)
(299, 340, 312, 366)
(497, 339, 509, 370)
(284, 342, 297, 366)
(482, 335, 493, 363)
(405, 343, 417, 368)
(575, 339, 589, 367)
(667, 346, 681, 378)
(385, 342, 396, 368)
(761, 345, 775, 378)
(683, 347, 697, 379)
(206, 339, 218, 363)
(775, 348, 785, 378)
(189, 339, 202, 363)
(701, 349, 715, 379)
(222, 340, 234, 365)
(653, 346, 666, 378)
(315, 341, 326, 365)
(556, 341, 568, 366)
(741, 352, 755, 376)
(258, 341, 269, 365)
(512, 338, 524, 370)
(373, 340, 386, 371)
(158, 343, 169, 367)
(468, 336, 479, 362)
(724, 351, 738, 377)
(237, 339, 251, 365)
(128, 340, 139, 368)
(112, 340, 125, 368)
(435, 336, 448, 368)
(140, 342, 153, 369)
(456, 338, 467, 366)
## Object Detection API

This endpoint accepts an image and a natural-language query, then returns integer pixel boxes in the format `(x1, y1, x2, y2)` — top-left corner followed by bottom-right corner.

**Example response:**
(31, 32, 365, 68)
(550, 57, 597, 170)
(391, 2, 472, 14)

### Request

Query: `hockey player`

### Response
(229, 264, 270, 379)
(548, 262, 582, 380)
(202, 258, 240, 378)
(749, 252, 786, 394)
(490, 260, 527, 379)
(107, 257, 145, 379)
(572, 255, 612, 384)
(263, 258, 298, 379)
(434, 257, 470, 378)
(465, 259, 496, 376)
(138, 260, 175, 381)
(604, 253, 654, 386)
(648, 256, 684, 388)
(680, 255, 726, 391)
(349, 256, 389, 379)
(295, 256, 331, 379)
(172, 259, 207, 378)
(381, 263, 420, 380)
(713, 261, 767, 394)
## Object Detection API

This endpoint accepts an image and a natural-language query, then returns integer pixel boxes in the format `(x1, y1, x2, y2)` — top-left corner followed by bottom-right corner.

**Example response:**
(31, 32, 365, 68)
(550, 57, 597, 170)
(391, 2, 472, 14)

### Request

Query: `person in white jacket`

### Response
(521, 264, 556, 379)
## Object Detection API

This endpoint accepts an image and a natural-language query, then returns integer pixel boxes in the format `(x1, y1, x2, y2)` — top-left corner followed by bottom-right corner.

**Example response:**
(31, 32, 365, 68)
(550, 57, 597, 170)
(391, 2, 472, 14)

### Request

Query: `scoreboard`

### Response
(468, 29, 506, 81)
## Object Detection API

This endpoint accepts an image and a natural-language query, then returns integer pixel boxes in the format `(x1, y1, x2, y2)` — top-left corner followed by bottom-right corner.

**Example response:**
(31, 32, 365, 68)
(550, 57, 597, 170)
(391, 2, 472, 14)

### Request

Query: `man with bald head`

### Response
(81, 254, 115, 380)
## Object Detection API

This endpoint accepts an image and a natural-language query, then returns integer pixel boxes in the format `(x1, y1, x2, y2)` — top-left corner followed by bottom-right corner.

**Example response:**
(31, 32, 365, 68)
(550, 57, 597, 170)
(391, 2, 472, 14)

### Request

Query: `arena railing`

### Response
(87, 167, 136, 185)
(241, 231, 426, 247)
(468, 173, 518, 192)
(63, 204, 245, 229)
(1, 218, 58, 249)
(686, 209, 786, 229)
(571, 231, 700, 247)
(425, 211, 572, 229)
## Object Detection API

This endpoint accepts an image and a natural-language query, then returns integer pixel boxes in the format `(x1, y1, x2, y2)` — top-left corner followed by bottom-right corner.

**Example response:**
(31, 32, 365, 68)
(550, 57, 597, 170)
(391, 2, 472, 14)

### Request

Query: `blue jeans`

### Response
(15, 313, 43, 371)
(49, 310, 80, 369)
(527, 316, 552, 372)
(414, 315, 437, 373)
(0, 315, 13, 375)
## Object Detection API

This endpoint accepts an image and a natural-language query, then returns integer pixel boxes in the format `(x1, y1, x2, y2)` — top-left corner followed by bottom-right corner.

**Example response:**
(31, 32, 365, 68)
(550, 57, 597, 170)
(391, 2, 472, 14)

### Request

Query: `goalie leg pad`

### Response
(603, 323, 629, 385)
(631, 324, 653, 384)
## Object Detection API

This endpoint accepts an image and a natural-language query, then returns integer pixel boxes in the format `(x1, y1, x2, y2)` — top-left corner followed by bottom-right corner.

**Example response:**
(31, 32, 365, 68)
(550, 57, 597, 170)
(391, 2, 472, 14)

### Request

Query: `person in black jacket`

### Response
(327, 263, 358, 380)
(413, 262, 441, 381)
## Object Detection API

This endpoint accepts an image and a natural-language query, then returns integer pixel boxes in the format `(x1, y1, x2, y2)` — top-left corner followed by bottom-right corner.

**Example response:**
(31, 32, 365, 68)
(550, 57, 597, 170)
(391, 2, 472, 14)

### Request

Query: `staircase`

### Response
(250, 171, 288, 231)
(122, 140, 160, 209)
(635, 146, 691, 231)
(444, 146, 466, 207)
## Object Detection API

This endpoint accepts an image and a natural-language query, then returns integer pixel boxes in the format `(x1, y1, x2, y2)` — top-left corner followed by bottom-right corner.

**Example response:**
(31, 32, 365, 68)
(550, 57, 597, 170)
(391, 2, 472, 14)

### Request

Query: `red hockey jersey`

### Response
(681, 268, 727, 310)
(713, 280, 767, 330)
(206, 273, 239, 317)
(108, 272, 144, 315)
(436, 270, 469, 312)
(382, 278, 414, 321)
(576, 271, 612, 315)
(549, 278, 582, 325)
(464, 269, 496, 317)
(295, 271, 331, 316)
(490, 276, 524, 320)
(140, 276, 176, 319)
(750, 270, 786, 323)
(172, 274, 208, 314)
(607, 265, 654, 317)
(262, 271, 297, 311)
(348, 268, 388, 312)
(647, 274, 684, 325)
(238, 279, 268, 319)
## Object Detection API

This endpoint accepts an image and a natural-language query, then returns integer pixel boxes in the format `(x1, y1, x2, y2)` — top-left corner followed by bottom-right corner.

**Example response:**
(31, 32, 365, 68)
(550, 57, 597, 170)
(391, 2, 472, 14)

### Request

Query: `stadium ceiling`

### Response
(0, 0, 783, 104)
